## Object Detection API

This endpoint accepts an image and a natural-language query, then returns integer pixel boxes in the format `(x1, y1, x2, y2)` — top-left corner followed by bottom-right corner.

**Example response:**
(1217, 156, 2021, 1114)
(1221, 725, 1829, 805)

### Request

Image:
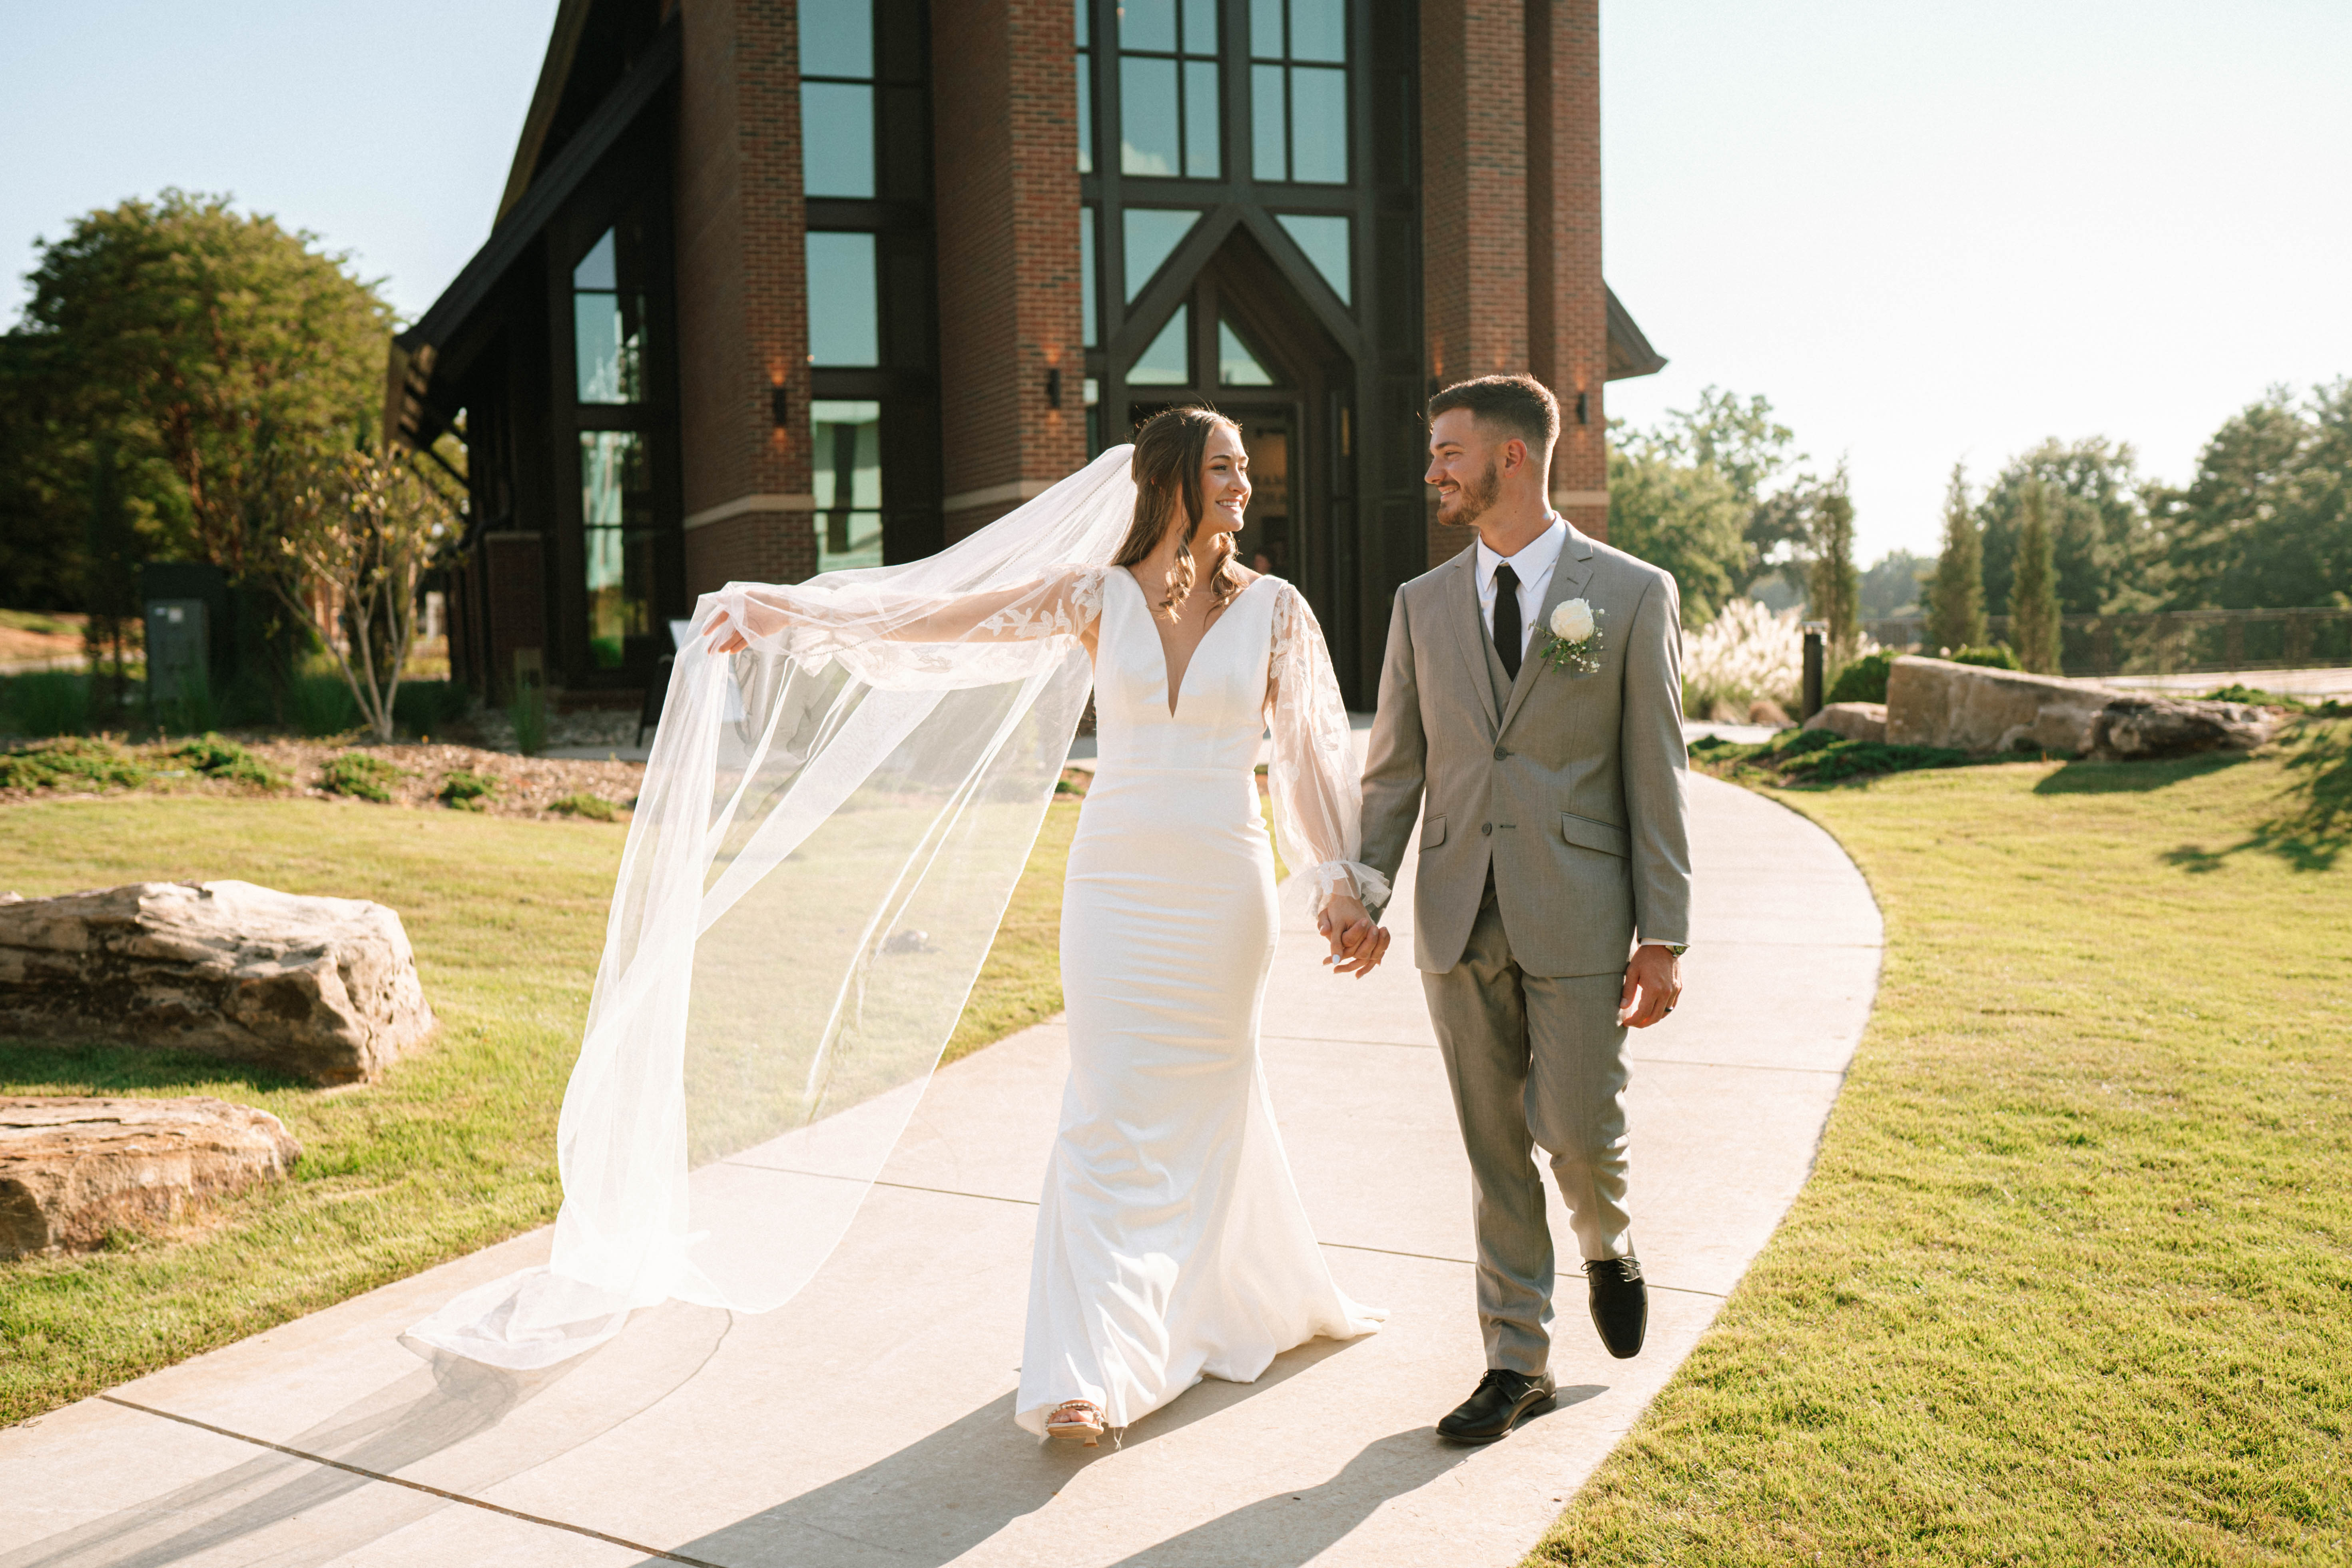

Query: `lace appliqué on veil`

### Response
(1265, 582, 1391, 914)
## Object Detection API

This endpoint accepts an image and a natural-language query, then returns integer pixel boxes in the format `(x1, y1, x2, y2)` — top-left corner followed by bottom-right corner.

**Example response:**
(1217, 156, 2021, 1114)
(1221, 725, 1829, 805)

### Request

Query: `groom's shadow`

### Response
(640, 1334, 1603, 1568)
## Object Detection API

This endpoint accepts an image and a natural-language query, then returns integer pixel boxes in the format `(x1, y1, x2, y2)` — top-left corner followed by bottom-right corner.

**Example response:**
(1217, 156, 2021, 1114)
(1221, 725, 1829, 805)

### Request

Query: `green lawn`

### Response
(0, 793, 1083, 1425)
(1534, 720, 2350, 1565)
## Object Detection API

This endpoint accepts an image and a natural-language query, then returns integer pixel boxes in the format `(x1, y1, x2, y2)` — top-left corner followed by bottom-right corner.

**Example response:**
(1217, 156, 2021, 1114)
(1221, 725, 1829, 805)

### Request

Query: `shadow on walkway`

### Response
(1, 1305, 731, 1568)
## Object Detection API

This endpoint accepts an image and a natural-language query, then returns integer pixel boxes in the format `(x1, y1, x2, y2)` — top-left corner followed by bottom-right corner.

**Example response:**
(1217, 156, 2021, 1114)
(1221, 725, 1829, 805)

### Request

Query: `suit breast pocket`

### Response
(1420, 815, 1446, 851)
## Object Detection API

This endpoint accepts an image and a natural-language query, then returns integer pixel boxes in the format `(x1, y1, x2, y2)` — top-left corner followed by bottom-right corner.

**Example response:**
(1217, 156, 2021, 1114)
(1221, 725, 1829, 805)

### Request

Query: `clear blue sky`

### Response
(6, 1, 2347, 562)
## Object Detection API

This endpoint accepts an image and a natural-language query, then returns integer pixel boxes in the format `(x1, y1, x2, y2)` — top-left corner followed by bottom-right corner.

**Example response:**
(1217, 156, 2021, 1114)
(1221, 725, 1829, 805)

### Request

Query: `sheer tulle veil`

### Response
(407, 446, 1142, 1368)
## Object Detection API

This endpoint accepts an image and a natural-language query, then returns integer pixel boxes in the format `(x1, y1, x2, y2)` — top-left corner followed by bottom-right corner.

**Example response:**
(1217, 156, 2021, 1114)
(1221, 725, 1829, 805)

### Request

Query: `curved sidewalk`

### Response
(0, 773, 1880, 1568)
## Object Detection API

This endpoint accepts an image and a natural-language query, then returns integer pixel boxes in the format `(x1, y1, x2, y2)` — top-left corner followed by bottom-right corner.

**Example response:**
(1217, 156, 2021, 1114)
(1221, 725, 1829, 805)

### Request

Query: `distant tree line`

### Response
(1607, 382, 2352, 667)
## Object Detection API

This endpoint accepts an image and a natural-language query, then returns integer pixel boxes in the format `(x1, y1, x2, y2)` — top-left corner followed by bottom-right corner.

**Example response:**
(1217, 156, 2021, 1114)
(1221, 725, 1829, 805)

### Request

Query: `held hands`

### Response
(1319, 894, 1391, 979)
(1618, 943, 1683, 1028)
(702, 596, 789, 654)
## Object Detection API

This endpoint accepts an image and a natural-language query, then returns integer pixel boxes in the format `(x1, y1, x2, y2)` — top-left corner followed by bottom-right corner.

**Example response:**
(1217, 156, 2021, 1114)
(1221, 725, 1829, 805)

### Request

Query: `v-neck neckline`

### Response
(1119, 569, 1267, 718)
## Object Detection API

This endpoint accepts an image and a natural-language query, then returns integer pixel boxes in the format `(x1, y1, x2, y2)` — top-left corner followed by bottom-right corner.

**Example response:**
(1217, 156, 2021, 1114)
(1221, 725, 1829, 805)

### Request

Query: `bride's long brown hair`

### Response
(1113, 406, 1247, 622)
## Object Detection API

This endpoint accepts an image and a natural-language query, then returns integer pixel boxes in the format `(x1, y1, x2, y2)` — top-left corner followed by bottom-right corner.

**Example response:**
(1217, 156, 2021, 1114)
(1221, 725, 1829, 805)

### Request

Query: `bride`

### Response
(407, 409, 1385, 1446)
(712, 407, 1391, 1442)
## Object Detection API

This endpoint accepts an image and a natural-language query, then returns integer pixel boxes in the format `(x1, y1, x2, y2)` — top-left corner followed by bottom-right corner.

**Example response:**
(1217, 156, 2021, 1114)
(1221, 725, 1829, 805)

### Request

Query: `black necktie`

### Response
(1492, 562, 1522, 681)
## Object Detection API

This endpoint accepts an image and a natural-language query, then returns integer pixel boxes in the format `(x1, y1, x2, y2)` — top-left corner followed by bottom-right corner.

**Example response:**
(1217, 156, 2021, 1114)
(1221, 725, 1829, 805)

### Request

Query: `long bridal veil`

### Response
(407, 447, 1141, 1369)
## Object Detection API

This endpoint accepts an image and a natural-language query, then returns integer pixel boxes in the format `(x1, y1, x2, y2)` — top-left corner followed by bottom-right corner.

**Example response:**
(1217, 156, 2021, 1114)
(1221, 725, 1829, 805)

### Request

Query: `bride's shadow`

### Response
(641, 1333, 1602, 1568)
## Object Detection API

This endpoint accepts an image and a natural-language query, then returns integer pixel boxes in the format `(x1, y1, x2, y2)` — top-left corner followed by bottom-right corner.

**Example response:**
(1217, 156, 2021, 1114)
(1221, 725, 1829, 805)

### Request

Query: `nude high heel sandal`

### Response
(1045, 1400, 1107, 1446)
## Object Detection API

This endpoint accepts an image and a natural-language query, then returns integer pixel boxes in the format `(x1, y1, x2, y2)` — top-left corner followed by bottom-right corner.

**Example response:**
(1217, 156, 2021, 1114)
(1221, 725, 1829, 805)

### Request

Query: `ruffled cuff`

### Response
(1304, 859, 1394, 913)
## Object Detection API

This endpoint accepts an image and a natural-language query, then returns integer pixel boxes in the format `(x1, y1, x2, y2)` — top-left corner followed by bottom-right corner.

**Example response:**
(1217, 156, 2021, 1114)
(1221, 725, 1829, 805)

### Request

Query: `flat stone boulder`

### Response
(0, 881, 433, 1084)
(1802, 701, 1888, 743)
(1, 1096, 300, 1258)
(2091, 695, 2282, 761)
(1885, 656, 2118, 756)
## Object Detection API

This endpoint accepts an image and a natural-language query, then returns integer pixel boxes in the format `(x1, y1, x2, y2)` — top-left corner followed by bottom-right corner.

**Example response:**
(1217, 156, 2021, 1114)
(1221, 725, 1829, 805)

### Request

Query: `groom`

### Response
(1357, 373, 1692, 1444)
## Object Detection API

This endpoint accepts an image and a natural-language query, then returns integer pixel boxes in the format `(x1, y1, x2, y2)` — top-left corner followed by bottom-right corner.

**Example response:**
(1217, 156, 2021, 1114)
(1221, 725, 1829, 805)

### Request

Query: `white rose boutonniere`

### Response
(1540, 597, 1604, 673)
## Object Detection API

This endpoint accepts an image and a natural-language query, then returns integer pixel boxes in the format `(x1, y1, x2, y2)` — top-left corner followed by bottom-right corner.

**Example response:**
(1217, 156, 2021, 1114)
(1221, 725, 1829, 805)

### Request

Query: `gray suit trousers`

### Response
(1423, 876, 1632, 1376)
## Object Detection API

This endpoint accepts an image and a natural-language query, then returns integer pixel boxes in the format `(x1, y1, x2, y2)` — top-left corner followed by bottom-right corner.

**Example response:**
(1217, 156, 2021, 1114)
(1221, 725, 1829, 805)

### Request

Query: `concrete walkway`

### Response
(0, 775, 1880, 1568)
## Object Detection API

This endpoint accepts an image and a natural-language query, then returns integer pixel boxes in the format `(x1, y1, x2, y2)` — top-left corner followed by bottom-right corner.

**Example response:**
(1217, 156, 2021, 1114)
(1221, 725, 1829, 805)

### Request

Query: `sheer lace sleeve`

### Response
(1265, 582, 1393, 915)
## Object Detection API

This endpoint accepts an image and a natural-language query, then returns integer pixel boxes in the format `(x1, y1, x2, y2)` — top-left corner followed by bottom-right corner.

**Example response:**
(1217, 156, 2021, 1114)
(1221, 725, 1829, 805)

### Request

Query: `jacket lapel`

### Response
(1497, 524, 1599, 737)
(1443, 550, 1501, 736)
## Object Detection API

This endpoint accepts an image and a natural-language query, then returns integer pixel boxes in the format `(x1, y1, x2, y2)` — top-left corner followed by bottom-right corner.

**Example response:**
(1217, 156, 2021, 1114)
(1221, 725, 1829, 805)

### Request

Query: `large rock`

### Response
(2091, 695, 2282, 760)
(1885, 656, 2119, 756)
(0, 881, 433, 1084)
(1, 1096, 300, 1258)
(1802, 701, 1887, 743)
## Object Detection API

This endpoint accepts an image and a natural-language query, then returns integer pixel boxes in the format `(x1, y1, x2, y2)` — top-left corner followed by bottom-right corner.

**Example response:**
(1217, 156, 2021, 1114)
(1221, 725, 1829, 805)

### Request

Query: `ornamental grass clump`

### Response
(438, 767, 500, 811)
(1682, 599, 1803, 717)
(169, 734, 283, 790)
(0, 736, 147, 792)
(548, 791, 617, 821)
(319, 751, 408, 803)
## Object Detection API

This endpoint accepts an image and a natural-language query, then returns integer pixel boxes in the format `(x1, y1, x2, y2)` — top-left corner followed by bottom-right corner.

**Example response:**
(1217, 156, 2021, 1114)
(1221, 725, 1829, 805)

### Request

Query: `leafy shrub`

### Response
(319, 751, 408, 803)
(0, 736, 147, 792)
(1781, 739, 1971, 783)
(1825, 650, 1900, 706)
(1, 671, 91, 737)
(439, 767, 500, 811)
(548, 791, 617, 821)
(291, 673, 364, 737)
(169, 734, 282, 789)
(393, 679, 471, 737)
(1950, 644, 2020, 671)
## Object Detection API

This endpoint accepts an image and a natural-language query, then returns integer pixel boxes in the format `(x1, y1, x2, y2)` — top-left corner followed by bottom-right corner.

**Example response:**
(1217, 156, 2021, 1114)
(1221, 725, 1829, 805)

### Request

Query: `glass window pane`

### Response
(573, 229, 616, 290)
(805, 231, 879, 365)
(812, 400, 884, 572)
(1080, 207, 1098, 348)
(1074, 0, 1088, 48)
(1250, 0, 1283, 58)
(1076, 57, 1093, 173)
(1118, 0, 1176, 52)
(1276, 212, 1351, 304)
(1183, 60, 1220, 178)
(801, 82, 875, 197)
(581, 431, 653, 668)
(1289, 67, 1347, 181)
(1128, 303, 1190, 385)
(1251, 64, 1286, 180)
(1122, 207, 1199, 299)
(1181, 0, 1217, 53)
(799, 0, 873, 78)
(1290, 0, 1345, 61)
(1218, 318, 1274, 386)
(1119, 56, 1180, 176)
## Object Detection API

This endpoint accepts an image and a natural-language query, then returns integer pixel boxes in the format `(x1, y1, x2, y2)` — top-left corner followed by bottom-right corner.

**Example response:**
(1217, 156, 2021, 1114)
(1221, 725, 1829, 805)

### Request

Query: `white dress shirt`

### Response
(1473, 514, 1568, 659)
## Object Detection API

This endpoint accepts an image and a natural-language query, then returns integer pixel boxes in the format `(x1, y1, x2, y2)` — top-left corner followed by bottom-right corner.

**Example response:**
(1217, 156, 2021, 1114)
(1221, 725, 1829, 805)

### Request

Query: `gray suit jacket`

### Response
(1360, 525, 1694, 978)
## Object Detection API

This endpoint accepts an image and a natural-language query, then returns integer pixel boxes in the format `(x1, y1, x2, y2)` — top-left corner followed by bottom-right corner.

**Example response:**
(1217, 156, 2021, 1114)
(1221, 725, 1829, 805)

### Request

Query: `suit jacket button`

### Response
(1481, 822, 1493, 836)
(1493, 746, 1509, 761)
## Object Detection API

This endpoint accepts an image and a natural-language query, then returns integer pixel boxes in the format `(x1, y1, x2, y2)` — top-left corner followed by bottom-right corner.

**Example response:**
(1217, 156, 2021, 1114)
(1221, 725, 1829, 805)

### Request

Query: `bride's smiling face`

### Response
(1196, 423, 1251, 536)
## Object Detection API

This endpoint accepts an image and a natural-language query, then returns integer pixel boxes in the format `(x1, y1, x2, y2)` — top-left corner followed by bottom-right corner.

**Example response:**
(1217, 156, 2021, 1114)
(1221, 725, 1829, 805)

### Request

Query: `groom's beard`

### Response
(1436, 459, 1501, 529)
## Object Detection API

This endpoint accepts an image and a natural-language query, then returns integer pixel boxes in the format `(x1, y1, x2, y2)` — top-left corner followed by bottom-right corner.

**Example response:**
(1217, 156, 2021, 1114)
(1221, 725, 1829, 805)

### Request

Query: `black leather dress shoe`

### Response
(1436, 1368, 1556, 1444)
(1586, 1256, 1647, 1359)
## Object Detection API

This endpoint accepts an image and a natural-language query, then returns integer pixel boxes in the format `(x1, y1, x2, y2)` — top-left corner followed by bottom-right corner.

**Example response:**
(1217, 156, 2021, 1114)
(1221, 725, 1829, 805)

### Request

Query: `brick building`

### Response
(390, 0, 1665, 708)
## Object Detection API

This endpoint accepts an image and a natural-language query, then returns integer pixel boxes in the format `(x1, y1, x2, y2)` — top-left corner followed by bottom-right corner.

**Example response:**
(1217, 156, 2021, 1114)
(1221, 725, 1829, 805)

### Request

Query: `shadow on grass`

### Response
(2160, 722, 2351, 874)
(0, 1038, 315, 1097)
(2031, 750, 2251, 795)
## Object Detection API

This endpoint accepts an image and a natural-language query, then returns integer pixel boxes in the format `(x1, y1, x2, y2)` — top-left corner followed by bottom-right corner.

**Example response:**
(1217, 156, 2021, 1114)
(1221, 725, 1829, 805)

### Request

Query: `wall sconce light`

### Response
(770, 385, 790, 428)
(1045, 368, 1062, 409)
(1574, 391, 1589, 426)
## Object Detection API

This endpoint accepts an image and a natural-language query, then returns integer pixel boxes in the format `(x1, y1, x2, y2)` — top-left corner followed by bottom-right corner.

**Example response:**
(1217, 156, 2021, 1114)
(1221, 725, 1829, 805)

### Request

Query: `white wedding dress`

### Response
(1014, 567, 1386, 1435)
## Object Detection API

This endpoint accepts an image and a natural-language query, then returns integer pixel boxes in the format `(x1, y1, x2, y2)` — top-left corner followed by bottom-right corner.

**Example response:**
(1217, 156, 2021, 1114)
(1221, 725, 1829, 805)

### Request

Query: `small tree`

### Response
(1926, 462, 1987, 653)
(2010, 481, 2064, 674)
(273, 449, 458, 741)
(1808, 466, 1861, 656)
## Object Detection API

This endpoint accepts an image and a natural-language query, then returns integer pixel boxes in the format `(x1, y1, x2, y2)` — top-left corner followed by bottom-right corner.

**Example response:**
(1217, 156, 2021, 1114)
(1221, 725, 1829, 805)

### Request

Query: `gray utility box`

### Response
(145, 599, 210, 698)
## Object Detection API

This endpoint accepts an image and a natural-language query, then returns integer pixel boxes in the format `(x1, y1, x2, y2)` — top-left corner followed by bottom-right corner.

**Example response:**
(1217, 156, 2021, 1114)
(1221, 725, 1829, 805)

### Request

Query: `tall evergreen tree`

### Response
(2010, 481, 2064, 673)
(1808, 466, 1861, 655)
(1926, 462, 1987, 652)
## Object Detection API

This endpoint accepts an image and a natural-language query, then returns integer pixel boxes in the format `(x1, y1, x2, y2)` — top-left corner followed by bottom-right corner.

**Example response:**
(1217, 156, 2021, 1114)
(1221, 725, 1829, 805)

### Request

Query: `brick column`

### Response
(1420, 0, 1529, 567)
(932, 0, 1086, 544)
(675, 0, 817, 592)
(1527, 0, 1608, 541)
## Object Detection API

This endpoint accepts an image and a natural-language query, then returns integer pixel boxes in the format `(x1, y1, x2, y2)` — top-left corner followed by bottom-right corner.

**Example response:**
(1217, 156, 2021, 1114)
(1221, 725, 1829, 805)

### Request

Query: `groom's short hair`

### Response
(1427, 375, 1560, 453)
